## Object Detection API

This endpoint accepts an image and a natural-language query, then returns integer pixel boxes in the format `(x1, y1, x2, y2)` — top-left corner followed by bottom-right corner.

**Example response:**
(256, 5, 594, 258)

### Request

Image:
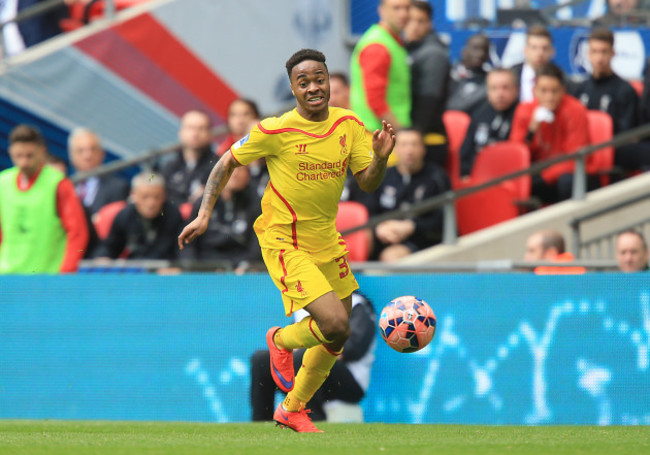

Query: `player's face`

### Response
(179, 111, 212, 150)
(379, 0, 411, 33)
(487, 71, 518, 112)
(616, 233, 649, 272)
(9, 141, 46, 177)
(395, 130, 425, 174)
(533, 75, 564, 112)
(404, 6, 430, 43)
(588, 39, 614, 78)
(132, 184, 166, 219)
(290, 60, 330, 122)
(328, 77, 349, 109)
(524, 234, 546, 261)
(228, 101, 257, 138)
(69, 132, 104, 172)
(524, 36, 554, 70)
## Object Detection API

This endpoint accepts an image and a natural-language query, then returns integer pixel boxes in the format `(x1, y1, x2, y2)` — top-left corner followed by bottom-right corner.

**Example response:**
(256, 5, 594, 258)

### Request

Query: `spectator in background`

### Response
(94, 172, 183, 261)
(180, 166, 260, 273)
(616, 230, 649, 272)
(404, 0, 450, 167)
(217, 99, 260, 156)
(250, 291, 375, 422)
(460, 67, 519, 177)
(446, 33, 491, 116)
(371, 129, 449, 262)
(571, 28, 639, 136)
(0, 124, 88, 273)
(161, 109, 217, 208)
(46, 153, 67, 174)
(510, 25, 555, 103)
(597, 0, 649, 26)
(68, 127, 130, 216)
(510, 63, 592, 203)
(524, 229, 586, 275)
(350, 0, 412, 133)
(329, 72, 351, 109)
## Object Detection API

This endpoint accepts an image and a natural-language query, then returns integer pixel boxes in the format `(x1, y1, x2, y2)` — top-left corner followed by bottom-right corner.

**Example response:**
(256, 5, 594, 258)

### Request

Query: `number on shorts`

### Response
(335, 255, 349, 279)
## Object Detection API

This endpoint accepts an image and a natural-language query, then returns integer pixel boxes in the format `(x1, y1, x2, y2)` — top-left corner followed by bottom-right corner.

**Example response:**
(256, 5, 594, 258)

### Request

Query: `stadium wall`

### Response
(1, 273, 649, 425)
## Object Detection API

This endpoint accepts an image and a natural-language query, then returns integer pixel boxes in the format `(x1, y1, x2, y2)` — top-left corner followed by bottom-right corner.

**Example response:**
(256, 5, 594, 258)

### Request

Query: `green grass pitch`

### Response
(0, 420, 648, 455)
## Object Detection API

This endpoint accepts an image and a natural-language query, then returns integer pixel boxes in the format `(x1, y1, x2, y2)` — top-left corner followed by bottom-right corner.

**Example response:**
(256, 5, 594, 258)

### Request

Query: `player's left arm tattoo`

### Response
(354, 157, 389, 193)
(198, 151, 239, 218)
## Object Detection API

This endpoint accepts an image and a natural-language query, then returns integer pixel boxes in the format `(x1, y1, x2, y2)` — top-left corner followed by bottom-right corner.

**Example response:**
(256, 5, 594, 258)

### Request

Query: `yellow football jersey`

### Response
(230, 107, 373, 253)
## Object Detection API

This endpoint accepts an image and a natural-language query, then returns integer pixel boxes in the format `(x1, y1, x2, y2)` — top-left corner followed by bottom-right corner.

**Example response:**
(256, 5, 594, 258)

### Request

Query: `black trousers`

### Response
(532, 173, 601, 204)
(250, 349, 364, 421)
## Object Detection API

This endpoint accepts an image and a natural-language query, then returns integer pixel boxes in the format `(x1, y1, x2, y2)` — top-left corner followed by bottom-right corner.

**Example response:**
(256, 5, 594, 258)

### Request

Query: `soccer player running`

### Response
(178, 49, 395, 433)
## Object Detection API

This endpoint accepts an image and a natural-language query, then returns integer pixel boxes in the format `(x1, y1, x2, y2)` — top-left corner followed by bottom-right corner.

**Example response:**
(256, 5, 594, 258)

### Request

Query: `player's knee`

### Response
(320, 315, 350, 344)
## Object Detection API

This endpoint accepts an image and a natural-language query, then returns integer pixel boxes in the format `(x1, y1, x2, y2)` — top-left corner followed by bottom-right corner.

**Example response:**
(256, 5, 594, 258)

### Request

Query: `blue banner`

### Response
(1, 273, 649, 425)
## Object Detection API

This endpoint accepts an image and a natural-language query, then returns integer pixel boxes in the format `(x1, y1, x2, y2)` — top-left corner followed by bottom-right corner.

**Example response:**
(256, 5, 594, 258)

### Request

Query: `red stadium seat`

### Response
(336, 201, 371, 262)
(586, 110, 614, 186)
(456, 141, 531, 235)
(92, 200, 127, 240)
(442, 110, 471, 190)
(62, 0, 151, 32)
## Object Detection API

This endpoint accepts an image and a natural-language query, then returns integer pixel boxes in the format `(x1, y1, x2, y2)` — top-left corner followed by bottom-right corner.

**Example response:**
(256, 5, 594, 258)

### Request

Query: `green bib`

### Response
(350, 24, 412, 132)
(0, 166, 66, 274)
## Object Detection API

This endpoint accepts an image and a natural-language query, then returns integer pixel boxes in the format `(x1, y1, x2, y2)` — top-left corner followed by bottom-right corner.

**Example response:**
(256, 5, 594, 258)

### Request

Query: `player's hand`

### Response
(372, 120, 396, 161)
(178, 217, 209, 250)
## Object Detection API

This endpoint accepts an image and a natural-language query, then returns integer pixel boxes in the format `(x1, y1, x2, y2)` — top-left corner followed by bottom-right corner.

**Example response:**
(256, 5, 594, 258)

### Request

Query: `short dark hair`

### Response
(285, 49, 327, 79)
(329, 72, 349, 87)
(9, 124, 46, 147)
(535, 62, 564, 86)
(527, 24, 552, 42)
(488, 67, 519, 87)
(411, 0, 433, 19)
(589, 27, 614, 47)
(230, 98, 260, 119)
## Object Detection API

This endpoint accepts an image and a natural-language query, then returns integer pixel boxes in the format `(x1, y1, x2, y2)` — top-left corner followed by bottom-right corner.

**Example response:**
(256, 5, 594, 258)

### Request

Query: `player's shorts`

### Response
(261, 241, 359, 316)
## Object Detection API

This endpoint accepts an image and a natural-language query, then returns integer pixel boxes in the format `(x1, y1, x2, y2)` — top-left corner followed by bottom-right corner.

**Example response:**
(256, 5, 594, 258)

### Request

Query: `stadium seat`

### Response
(456, 141, 531, 235)
(630, 79, 644, 98)
(336, 201, 371, 262)
(585, 110, 614, 186)
(93, 200, 127, 240)
(442, 110, 471, 189)
(61, 0, 151, 32)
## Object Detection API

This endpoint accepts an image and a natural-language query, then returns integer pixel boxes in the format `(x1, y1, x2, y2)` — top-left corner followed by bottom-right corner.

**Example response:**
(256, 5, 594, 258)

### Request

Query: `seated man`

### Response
(179, 166, 261, 272)
(94, 172, 183, 261)
(446, 33, 491, 116)
(616, 230, 649, 272)
(509, 63, 592, 203)
(370, 129, 450, 262)
(250, 291, 375, 422)
(161, 109, 217, 207)
(68, 127, 130, 216)
(460, 67, 520, 177)
(524, 229, 586, 275)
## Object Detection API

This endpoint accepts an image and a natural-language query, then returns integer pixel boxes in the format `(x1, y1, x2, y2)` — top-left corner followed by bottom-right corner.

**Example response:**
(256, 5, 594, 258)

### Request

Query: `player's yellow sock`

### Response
(274, 316, 332, 351)
(285, 344, 341, 409)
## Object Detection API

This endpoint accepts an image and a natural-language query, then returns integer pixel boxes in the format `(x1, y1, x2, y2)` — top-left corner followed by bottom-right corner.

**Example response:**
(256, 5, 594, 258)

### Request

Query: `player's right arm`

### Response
(178, 151, 240, 249)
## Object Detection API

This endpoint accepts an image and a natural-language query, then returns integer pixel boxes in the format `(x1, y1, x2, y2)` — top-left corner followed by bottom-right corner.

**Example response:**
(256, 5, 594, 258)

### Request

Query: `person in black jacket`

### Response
(94, 172, 183, 260)
(446, 33, 490, 116)
(161, 110, 218, 208)
(570, 28, 639, 135)
(404, 1, 450, 167)
(250, 291, 376, 422)
(179, 166, 261, 272)
(460, 68, 519, 177)
(370, 129, 450, 262)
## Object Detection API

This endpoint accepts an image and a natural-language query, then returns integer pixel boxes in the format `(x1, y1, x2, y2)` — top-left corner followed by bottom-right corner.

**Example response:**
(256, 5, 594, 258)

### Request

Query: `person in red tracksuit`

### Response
(509, 63, 593, 204)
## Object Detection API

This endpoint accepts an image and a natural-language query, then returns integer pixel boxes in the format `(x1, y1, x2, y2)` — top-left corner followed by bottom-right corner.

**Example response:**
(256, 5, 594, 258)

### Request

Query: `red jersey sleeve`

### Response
(509, 103, 532, 144)
(358, 43, 392, 118)
(56, 178, 89, 273)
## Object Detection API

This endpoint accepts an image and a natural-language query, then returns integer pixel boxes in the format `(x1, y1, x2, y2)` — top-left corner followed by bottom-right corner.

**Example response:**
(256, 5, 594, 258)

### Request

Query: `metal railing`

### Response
(340, 123, 650, 245)
(570, 191, 650, 259)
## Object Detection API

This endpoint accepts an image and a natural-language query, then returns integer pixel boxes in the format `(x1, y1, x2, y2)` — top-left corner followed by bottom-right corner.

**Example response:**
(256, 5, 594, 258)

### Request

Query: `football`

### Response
(378, 296, 436, 353)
